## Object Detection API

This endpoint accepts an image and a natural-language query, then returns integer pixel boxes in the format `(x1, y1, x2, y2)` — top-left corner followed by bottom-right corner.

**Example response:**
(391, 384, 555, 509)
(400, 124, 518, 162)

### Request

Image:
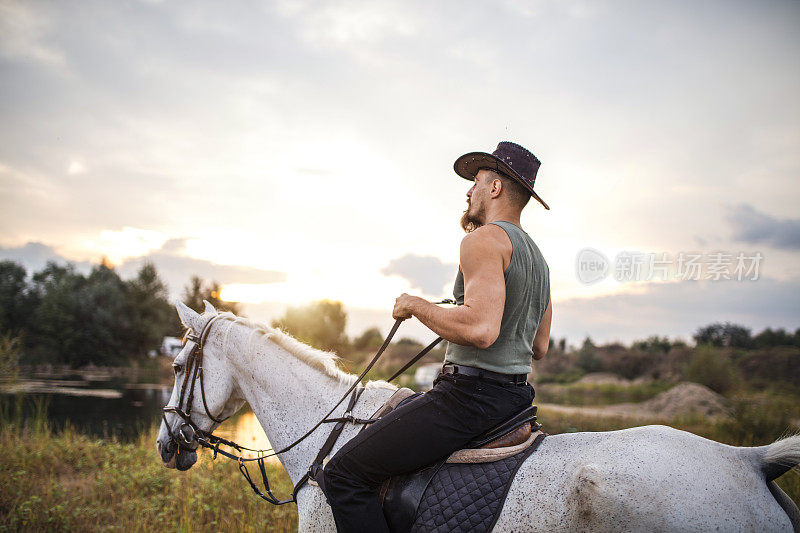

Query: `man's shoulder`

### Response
(461, 224, 510, 246)
(459, 225, 512, 261)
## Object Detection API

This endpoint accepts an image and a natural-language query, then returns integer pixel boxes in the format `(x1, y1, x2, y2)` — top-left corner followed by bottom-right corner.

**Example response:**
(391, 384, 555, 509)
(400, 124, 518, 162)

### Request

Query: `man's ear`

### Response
(490, 177, 503, 198)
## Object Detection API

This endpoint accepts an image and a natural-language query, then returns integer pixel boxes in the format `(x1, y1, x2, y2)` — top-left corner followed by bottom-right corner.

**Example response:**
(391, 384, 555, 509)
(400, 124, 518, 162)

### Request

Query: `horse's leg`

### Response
(768, 481, 800, 533)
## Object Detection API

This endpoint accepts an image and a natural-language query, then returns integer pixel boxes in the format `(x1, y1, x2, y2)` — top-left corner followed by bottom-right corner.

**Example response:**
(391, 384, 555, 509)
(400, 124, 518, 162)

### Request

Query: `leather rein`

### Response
(161, 301, 454, 505)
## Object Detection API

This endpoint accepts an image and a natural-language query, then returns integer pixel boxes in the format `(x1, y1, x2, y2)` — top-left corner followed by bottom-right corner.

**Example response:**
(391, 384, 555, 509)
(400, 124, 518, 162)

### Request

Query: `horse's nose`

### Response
(156, 435, 176, 463)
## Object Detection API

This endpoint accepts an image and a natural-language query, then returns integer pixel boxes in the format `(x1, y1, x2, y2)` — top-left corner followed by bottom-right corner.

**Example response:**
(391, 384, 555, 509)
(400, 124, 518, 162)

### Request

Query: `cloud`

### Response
(117, 243, 286, 294)
(240, 275, 800, 349)
(381, 254, 458, 297)
(284, 0, 418, 48)
(0, 242, 93, 274)
(555, 276, 800, 346)
(0, 240, 286, 298)
(0, 1, 65, 68)
(1, 0, 799, 329)
(726, 204, 800, 250)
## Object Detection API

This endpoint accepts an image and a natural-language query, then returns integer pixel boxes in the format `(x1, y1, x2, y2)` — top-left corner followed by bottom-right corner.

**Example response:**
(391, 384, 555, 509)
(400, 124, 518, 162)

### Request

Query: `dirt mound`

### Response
(632, 382, 729, 419)
(540, 382, 731, 422)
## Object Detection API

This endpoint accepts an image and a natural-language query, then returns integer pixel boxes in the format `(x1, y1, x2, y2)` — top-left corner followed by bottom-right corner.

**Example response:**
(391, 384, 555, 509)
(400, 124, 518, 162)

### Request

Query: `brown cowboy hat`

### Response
(453, 141, 550, 210)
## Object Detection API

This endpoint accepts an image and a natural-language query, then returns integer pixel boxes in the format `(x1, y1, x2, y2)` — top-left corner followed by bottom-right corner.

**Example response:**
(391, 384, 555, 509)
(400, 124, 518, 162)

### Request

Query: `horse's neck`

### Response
(225, 328, 390, 484)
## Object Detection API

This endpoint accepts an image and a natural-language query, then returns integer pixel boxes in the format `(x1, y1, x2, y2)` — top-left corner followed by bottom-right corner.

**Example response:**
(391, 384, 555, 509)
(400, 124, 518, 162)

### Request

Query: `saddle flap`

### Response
(380, 459, 446, 533)
(466, 405, 538, 449)
(380, 432, 547, 533)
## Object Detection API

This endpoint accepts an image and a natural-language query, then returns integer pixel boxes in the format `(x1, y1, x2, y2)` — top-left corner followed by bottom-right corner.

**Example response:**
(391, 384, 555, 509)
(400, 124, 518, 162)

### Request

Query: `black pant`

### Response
(320, 370, 535, 532)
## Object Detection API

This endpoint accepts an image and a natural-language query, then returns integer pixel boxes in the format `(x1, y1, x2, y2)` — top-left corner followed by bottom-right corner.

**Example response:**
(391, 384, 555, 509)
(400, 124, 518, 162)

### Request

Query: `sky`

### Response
(1, 0, 799, 348)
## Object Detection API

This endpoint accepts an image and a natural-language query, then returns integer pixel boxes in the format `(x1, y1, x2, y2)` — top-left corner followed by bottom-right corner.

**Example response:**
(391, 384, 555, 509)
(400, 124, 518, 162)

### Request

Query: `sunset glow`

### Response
(1, 0, 797, 344)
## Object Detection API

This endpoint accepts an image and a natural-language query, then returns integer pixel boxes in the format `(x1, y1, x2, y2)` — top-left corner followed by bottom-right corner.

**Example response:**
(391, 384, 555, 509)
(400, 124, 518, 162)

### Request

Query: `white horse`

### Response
(156, 302, 800, 532)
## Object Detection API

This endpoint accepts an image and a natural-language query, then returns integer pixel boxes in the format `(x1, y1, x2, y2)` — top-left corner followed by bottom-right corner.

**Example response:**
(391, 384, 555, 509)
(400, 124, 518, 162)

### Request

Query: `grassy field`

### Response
(1, 388, 798, 531)
(536, 380, 674, 406)
(0, 401, 297, 532)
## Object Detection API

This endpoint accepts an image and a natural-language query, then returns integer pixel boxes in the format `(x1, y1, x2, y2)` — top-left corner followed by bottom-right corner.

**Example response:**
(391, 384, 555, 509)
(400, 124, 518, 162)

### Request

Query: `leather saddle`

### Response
(463, 404, 539, 449)
(369, 388, 541, 456)
(371, 389, 543, 532)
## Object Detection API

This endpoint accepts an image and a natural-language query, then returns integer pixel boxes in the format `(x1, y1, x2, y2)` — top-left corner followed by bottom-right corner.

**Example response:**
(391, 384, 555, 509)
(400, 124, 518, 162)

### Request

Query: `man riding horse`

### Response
(320, 141, 554, 532)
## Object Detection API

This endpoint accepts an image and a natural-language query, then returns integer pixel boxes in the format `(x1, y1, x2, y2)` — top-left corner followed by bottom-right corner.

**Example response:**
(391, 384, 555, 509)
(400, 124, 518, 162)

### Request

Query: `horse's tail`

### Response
(761, 433, 800, 481)
(755, 434, 800, 532)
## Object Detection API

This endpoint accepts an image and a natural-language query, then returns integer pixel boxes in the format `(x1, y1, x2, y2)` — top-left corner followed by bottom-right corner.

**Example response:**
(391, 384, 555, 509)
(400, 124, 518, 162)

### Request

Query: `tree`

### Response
(76, 263, 133, 366)
(693, 322, 753, 349)
(127, 263, 181, 354)
(577, 336, 601, 372)
(353, 327, 384, 351)
(183, 276, 240, 315)
(0, 333, 20, 383)
(0, 259, 240, 367)
(632, 335, 672, 354)
(0, 261, 33, 336)
(753, 327, 796, 349)
(30, 262, 88, 365)
(29, 262, 133, 366)
(272, 300, 348, 352)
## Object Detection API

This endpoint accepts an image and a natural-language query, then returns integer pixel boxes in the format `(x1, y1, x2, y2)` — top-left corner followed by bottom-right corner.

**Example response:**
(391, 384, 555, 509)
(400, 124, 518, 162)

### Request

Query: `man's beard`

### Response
(460, 202, 484, 233)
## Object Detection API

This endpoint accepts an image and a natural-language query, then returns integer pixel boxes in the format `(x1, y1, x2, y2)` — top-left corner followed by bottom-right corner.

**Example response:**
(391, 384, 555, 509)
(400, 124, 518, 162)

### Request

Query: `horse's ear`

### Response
(202, 300, 218, 316)
(176, 301, 202, 332)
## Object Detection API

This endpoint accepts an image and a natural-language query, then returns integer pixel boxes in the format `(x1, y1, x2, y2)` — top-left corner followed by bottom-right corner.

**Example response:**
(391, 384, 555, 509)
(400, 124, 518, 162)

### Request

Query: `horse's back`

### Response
(492, 425, 794, 532)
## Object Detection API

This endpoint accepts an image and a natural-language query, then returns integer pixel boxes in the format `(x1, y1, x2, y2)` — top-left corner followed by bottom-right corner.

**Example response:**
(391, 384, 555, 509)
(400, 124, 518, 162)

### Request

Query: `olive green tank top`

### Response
(444, 221, 550, 375)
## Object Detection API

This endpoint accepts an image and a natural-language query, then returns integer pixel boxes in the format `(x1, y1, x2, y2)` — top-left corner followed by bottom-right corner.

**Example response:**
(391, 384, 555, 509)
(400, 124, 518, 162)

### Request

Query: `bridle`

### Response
(161, 313, 227, 450)
(160, 301, 454, 505)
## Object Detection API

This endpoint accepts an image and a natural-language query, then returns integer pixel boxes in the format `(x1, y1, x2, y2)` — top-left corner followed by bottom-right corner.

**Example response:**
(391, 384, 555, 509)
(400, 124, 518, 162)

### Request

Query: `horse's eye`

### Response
(172, 364, 183, 374)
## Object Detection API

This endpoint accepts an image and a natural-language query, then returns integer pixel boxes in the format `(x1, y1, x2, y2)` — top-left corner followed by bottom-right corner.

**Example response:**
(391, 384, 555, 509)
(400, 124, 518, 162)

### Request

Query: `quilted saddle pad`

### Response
(383, 432, 545, 533)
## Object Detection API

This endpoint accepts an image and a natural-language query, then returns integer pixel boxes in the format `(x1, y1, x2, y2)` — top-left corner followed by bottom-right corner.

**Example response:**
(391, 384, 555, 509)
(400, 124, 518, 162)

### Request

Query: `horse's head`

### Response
(156, 300, 244, 470)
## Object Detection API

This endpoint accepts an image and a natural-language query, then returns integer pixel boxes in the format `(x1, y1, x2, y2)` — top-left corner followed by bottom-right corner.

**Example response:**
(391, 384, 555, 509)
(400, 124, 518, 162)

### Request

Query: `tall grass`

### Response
(536, 381, 673, 406)
(0, 396, 297, 532)
(2, 391, 798, 531)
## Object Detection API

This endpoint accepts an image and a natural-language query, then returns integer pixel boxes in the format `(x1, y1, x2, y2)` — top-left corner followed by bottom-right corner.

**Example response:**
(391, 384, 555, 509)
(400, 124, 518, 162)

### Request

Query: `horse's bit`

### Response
(161, 301, 455, 505)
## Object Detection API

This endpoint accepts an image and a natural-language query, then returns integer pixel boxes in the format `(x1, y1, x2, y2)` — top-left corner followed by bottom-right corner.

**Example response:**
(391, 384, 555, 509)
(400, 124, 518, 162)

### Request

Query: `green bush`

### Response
(736, 346, 800, 390)
(684, 344, 739, 394)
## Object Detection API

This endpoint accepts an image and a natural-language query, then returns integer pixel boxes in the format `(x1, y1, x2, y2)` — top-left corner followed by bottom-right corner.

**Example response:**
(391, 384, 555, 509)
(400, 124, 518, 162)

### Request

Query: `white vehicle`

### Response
(160, 336, 183, 358)
(414, 363, 442, 391)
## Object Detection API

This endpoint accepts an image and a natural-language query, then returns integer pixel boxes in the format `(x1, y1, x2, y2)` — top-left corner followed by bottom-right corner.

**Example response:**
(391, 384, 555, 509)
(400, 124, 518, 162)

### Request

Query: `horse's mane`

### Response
(214, 311, 363, 386)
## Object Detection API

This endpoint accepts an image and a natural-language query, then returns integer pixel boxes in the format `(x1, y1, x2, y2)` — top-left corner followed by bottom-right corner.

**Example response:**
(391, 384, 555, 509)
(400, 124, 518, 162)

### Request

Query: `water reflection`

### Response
(215, 410, 276, 461)
(2, 369, 174, 442)
(2, 371, 276, 465)
(2, 385, 169, 441)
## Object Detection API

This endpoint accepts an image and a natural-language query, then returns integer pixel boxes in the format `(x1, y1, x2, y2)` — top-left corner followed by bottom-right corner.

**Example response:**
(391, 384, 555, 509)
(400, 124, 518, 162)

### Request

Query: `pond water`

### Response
(1, 367, 271, 452)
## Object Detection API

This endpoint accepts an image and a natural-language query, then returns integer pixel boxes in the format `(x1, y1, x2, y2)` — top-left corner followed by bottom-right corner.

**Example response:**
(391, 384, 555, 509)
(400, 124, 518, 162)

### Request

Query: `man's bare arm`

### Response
(532, 298, 552, 360)
(392, 226, 506, 349)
